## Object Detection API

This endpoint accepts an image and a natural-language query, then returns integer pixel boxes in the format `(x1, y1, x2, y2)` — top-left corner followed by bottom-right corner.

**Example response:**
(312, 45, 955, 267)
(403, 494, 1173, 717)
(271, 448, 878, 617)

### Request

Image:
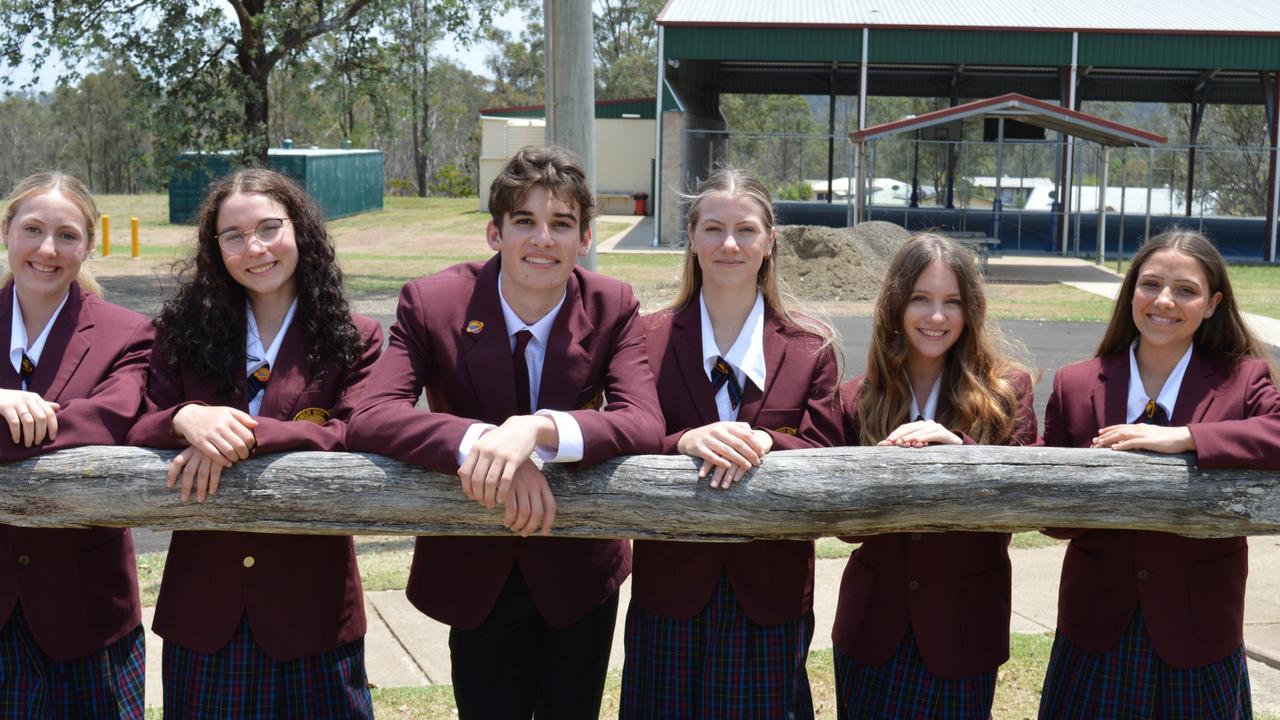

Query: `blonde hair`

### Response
(1, 172, 102, 296)
(857, 233, 1024, 445)
(671, 167, 837, 351)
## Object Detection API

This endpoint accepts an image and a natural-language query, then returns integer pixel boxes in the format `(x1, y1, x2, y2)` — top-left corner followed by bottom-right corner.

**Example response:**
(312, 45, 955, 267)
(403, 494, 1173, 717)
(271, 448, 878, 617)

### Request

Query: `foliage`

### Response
(720, 94, 826, 189)
(775, 179, 814, 201)
(484, 23, 546, 107)
(430, 164, 477, 197)
(593, 0, 663, 99)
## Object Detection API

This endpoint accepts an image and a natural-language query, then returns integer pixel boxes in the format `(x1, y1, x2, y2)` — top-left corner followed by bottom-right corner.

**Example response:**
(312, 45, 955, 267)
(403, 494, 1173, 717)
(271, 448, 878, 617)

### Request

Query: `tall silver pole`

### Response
(544, 0, 597, 269)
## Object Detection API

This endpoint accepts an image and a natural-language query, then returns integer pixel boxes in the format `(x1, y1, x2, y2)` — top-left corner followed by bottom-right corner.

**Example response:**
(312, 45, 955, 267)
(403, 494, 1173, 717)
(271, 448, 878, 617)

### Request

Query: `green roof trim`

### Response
(664, 26, 862, 62)
(869, 29, 1071, 65)
(1078, 33, 1280, 71)
(481, 98, 656, 119)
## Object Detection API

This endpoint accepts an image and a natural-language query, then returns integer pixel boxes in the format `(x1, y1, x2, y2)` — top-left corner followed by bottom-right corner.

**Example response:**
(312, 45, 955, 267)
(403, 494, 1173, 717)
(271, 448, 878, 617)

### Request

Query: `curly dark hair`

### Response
(154, 168, 363, 400)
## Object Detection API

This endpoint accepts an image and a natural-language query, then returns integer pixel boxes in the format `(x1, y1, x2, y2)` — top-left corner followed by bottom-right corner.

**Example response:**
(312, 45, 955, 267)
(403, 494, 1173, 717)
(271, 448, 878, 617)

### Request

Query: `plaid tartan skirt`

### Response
(0, 606, 144, 719)
(162, 615, 372, 719)
(1038, 610, 1252, 719)
(834, 627, 997, 720)
(620, 571, 815, 719)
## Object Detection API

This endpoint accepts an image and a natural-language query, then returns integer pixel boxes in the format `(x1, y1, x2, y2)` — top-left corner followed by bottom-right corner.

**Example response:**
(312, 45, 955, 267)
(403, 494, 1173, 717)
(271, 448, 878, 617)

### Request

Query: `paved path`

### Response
(139, 539, 1280, 710)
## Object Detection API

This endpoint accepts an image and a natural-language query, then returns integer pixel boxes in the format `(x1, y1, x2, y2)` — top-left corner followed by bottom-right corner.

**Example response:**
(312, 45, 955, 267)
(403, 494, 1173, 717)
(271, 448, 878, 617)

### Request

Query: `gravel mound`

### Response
(774, 221, 911, 301)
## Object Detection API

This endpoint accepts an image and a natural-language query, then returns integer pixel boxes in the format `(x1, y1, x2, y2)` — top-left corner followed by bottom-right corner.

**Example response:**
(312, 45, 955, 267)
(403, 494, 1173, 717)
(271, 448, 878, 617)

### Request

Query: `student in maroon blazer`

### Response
(125, 169, 381, 718)
(621, 169, 841, 719)
(0, 173, 152, 718)
(1038, 229, 1277, 720)
(347, 146, 663, 719)
(833, 234, 1036, 719)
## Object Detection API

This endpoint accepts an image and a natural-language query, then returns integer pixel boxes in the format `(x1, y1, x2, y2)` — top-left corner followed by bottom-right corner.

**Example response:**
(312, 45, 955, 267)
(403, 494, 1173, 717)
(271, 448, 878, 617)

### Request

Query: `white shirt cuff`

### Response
(535, 409, 583, 463)
(456, 422, 498, 467)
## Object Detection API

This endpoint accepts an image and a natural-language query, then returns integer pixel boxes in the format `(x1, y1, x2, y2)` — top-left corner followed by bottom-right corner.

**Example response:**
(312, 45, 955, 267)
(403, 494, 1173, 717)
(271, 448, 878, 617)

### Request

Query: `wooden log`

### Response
(0, 445, 1276, 540)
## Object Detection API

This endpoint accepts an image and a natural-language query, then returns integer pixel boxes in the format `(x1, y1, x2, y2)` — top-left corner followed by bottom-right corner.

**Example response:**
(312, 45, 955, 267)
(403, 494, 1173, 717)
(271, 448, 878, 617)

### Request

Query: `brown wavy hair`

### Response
(857, 233, 1023, 445)
(2, 171, 102, 296)
(1096, 227, 1276, 381)
(669, 167, 837, 354)
(488, 145, 595, 234)
(153, 168, 362, 399)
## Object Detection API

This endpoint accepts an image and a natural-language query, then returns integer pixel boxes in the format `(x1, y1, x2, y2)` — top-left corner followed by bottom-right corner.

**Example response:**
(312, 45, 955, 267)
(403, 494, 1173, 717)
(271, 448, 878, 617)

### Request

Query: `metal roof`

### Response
(850, 93, 1168, 147)
(658, 0, 1280, 34)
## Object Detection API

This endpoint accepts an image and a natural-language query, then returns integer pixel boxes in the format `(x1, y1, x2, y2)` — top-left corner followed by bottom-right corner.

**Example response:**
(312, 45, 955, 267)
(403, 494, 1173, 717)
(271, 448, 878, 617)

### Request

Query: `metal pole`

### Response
(1097, 145, 1109, 264)
(652, 26, 664, 247)
(1117, 148, 1127, 273)
(994, 118, 1005, 244)
(1145, 145, 1154, 244)
(544, 0, 597, 269)
(1061, 31, 1079, 255)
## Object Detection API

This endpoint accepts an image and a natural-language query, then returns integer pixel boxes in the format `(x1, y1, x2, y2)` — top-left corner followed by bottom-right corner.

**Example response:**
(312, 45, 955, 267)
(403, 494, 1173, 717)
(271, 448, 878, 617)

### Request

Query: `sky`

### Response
(5, 6, 528, 92)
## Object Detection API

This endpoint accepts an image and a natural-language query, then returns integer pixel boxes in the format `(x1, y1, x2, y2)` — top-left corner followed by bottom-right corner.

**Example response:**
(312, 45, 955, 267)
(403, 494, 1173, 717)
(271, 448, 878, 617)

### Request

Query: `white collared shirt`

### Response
(455, 272, 585, 465)
(1126, 340, 1193, 424)
(9, 286, 71, 390)
(245, 299, 299, 415)
(907, 374, 943, 422)
(699, 290, 767, 423)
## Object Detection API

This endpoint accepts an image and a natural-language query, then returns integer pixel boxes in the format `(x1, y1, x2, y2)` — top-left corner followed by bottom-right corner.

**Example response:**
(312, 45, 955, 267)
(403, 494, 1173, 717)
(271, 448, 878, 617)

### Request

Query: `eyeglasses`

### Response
(216, 217, 290, 253)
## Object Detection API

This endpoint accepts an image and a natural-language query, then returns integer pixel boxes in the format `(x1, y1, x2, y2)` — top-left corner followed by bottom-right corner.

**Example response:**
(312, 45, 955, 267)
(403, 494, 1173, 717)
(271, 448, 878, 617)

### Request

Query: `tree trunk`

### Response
(1, 446, 1277, 540)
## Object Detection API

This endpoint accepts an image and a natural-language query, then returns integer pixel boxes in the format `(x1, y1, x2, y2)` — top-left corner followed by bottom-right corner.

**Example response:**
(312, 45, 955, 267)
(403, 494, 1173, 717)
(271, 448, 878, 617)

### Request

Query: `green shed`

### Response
(168, 148, 384, 224)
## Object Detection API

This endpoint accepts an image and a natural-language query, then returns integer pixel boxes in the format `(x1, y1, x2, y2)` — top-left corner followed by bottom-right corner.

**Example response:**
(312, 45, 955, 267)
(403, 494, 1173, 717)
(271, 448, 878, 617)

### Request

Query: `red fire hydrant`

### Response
(631, 192, 649, 216)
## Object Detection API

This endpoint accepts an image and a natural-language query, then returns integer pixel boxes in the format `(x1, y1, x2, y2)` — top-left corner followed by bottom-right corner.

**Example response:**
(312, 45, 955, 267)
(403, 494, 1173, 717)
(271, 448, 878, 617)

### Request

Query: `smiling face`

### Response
(487, 185, 591, 313)
(3, 190, 93, 307)
(1131, 248, 1221, 354)
(216, 191, 299, 307)
(902, 260, 965, 371)
(690, 192, 775, 294)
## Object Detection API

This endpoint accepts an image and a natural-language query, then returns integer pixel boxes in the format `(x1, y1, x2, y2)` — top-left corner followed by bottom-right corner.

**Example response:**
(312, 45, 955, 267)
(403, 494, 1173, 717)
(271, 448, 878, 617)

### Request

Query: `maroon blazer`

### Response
(0, 282, 153, 660)
(630, 302, 841, 625)
(832, 370, 1036, 679)
(346, 256, 664, 630)
(1042, 349, 1280, 668)
(126, 314, 382, 661)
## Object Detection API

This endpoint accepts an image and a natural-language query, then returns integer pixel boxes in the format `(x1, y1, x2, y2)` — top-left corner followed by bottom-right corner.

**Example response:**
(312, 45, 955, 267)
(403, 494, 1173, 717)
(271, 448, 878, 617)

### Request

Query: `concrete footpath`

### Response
(141, 537, 1280, 710)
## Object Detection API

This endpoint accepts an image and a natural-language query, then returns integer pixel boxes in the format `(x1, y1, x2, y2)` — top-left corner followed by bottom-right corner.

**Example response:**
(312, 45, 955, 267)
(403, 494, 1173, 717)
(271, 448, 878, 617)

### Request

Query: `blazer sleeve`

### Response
(1039, 367, 1085, 540)
(760, 341, 842, 451)
(1187, 359, 1280, 470)
(1008, 369, 1038, 446)
(125, 335, 195, 449)
(0, 317, 154, 460)
(565, 283, 665, 467)
(251, 317, 383, 454)
(346, 281, 478, 473)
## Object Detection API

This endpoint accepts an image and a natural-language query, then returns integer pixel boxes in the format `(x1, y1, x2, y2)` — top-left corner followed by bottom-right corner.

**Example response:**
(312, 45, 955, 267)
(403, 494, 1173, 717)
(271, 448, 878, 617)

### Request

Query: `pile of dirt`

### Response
(774, 221, 911, 301)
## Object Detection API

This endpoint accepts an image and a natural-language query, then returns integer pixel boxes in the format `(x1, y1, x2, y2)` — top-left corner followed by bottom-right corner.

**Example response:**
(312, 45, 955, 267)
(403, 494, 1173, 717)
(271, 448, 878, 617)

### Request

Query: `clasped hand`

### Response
(677, 421, 773, 489)
(1091, 423, 1194, 453)
(168, 404, 259, 502)
(0, 388, 59, 446)
(877, 419, 962, 448)
(458, 415, 558, 536)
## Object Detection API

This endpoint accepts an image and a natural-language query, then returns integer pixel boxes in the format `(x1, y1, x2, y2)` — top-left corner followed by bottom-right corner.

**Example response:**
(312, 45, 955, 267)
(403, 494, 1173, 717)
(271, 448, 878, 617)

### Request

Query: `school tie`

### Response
(513, 330, 533, 415)
(247, 363, 271, 401)
(19, 353, 35, 391)
(709, 356, 743, 411)
(1134, 398, 1169, 426)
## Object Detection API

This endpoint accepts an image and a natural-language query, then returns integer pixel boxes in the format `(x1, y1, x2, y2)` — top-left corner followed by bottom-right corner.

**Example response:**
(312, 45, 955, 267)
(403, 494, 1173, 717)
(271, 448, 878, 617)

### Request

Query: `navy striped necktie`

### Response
(710, 356, 743, 411)
(247, 364, 271, 400)
(19, 353, 35, 391)
(1135, 399, 1169, 426)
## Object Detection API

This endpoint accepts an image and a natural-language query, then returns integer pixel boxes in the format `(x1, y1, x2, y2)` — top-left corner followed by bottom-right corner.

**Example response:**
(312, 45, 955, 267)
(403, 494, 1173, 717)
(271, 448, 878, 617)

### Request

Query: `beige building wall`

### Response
(478, 115, 656, 215)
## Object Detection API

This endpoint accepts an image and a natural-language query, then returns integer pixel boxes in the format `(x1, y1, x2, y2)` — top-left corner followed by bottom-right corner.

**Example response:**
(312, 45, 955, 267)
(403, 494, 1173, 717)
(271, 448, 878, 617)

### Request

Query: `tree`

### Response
(484, 23, 545, 107)
(1, 0, 507, 166)
(593, 0, 661, 99)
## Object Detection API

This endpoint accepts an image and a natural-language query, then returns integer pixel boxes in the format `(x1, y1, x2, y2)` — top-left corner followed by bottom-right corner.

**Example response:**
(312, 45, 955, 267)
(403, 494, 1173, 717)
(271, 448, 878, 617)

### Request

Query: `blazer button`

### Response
(909, 533, 922, 541)
(16, 555, 30, 566)
(243, 556, 256, 568)
(908, 579, 920, 591)
(1136, 569, 1149, 581)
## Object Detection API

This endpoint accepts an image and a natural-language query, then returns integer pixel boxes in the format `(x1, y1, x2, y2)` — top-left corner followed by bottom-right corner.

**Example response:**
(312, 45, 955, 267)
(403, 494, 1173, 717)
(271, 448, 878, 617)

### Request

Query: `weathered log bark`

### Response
(0, 446, 1276, 540)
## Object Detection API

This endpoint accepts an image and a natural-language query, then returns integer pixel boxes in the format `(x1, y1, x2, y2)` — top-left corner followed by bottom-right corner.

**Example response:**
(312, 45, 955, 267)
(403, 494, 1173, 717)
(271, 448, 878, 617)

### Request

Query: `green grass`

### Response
(330, 196, 490, 236)
(356, 536, 416, 591)
(818, 533, 1060, 559)
(986, 282, 1117, 323)
(137, 552, 165, 607)
(94, 194, 171, 228)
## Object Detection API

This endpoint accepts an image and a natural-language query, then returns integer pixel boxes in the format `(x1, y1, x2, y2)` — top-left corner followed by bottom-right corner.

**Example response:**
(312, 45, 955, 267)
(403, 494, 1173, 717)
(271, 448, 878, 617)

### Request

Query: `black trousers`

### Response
(448, 567, 619, 720)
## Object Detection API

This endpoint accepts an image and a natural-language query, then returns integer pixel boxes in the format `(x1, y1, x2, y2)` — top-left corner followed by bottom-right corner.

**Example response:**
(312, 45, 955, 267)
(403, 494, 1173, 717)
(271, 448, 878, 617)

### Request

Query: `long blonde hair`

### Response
(670, 167, 836, 350)
(857, 233, 1022, 445)
(1, 172, 102, 296)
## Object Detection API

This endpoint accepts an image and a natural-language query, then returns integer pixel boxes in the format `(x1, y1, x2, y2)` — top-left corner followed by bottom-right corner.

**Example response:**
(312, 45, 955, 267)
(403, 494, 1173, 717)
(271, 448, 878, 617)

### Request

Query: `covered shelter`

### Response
(653, 0, 1280, 260)
(849, 93, 1167, 261)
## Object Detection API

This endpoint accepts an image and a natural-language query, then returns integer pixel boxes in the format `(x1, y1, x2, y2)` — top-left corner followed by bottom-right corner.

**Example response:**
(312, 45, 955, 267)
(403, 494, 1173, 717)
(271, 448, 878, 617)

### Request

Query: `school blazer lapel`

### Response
(1172, 349, 1220, 426)
(462, 257, 519, 422)
(1094, 351, 1129, 428)
(258, 322, 308, 421)
(38, 288, 90, 403)
(670, 302, 720, 426)
(736, 314, 786, 426)
(536, 271, 594, 412)
(0, 285, 19, 390)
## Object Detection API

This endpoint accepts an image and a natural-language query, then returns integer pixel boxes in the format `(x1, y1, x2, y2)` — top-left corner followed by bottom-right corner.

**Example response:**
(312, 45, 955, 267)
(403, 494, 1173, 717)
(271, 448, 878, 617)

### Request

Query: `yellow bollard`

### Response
(131, 217, 139, 258)
(101, 215, 110, 257)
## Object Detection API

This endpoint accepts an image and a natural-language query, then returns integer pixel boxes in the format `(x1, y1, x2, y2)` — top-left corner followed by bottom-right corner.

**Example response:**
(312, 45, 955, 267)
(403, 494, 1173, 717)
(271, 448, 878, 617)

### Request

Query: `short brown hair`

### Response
(487, 145, 594, 234)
